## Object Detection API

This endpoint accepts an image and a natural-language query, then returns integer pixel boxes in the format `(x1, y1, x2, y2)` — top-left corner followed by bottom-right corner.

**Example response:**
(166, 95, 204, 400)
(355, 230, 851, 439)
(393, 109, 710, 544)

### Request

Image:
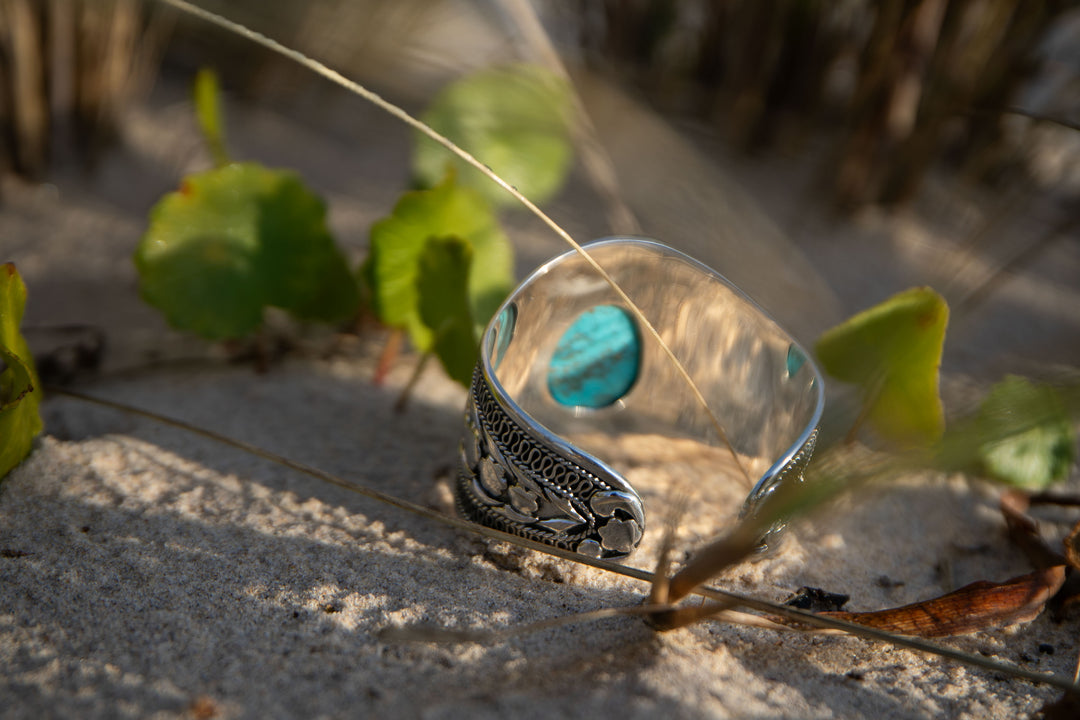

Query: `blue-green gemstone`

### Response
(491, 303, 516, 370)
(548, 305, 640, 408)
(786, 344, 807, 377)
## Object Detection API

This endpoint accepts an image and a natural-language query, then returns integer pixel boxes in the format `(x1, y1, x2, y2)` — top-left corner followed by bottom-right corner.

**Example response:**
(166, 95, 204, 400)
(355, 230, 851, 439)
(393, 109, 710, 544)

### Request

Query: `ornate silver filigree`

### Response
(455, 368, 646, 559)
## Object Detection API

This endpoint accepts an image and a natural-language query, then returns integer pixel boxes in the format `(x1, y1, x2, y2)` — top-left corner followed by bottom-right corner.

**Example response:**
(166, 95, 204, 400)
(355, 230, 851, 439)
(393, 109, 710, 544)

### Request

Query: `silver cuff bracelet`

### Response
(455, 238, 823, 560)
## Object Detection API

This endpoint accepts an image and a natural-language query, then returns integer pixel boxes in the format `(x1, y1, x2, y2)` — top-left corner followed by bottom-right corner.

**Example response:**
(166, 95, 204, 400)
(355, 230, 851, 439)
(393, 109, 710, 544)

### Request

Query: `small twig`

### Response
(955, 215, 1078, 317)
(1029, 493, 1080, 508)
(968, 106, 1080, 135)
(373, 329, 403, 386)
(940, 187, 1028, 308)
(253, 328, 270, 374)
(648, 496, 687, 607)
(394, 350, 433, 413)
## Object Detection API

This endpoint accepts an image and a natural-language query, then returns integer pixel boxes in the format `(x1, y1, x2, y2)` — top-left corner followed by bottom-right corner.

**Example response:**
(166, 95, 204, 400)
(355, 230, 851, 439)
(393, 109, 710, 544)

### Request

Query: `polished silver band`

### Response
(455, 238, 824, 560)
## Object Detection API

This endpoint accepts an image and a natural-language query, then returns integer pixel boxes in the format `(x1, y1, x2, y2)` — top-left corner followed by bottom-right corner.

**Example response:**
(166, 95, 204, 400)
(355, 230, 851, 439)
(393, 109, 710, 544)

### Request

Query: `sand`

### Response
(2, 62, 1079, 719)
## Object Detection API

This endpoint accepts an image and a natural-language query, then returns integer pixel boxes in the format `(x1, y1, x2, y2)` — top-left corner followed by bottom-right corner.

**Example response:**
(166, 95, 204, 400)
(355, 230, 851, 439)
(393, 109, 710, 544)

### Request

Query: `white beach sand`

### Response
(2, 64, 1079, 719)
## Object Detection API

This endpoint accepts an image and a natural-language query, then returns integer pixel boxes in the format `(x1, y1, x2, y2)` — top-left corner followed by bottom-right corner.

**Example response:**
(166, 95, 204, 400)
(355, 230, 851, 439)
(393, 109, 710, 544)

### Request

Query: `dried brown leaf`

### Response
(1001, 490, 1080, 620)
(817, 567, 1066, 638)
(1037, 689, 1080, 720)
(1056, 521, 1080, 619)
(1065, 520, 1080, 572)
(1001, 489, 1067, 569)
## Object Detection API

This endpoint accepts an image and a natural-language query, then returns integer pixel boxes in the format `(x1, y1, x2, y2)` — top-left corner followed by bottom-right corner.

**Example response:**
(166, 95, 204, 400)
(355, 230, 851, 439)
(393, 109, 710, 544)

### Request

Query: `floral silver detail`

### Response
(455, 366, 646, 559)
(478, 457, 507, 496)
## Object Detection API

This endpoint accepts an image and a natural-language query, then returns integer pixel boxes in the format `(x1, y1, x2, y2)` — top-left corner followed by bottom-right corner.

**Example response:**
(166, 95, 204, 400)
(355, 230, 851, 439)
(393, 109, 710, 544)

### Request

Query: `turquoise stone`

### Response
(491, 303, 516, 369)
(547, 305, 641, 408)
(786, 344, 807, 377)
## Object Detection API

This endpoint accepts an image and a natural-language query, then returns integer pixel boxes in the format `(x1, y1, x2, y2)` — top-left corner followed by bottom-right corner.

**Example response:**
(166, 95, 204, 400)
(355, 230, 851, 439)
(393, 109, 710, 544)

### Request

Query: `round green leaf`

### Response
(413, 64, 573, 207)
(815, 287, 949, 446)
(135, 163, 358, 340)
(0, 263, 43, 480)
(366, 174, 513, 351)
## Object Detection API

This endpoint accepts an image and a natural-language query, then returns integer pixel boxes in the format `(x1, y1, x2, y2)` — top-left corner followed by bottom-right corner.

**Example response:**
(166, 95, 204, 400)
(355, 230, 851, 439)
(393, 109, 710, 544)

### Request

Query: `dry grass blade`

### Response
(955, 215, 1079, 317)
(645, 599, 742, 634)
(659, 450, 1069, 639)
(644, 496, 744, 631)
(48, 386, 1080, 696)
(381, 602, 786, 644)
(668, 448, 899, 603)
(495, 0, 640, 235)
(378, 604, 667, 644)
(157, 0, 752, 486)
(647, 494, 690, 607)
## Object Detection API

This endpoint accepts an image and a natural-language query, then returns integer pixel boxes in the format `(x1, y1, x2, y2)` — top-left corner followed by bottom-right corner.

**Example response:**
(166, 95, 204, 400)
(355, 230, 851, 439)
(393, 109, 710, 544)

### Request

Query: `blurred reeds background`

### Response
(0, 0, 1077, 209)
(0, 0, 171, 178)
(572, 0, 1080, 209)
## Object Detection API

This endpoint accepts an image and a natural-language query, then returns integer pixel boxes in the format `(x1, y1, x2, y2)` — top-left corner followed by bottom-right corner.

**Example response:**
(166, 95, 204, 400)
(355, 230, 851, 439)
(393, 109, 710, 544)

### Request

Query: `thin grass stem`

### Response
(47, 386, 1080, 696)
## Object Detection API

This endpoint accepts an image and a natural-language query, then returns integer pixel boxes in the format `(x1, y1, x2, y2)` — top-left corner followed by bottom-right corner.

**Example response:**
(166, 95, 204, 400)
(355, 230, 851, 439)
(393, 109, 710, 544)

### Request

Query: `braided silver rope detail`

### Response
(455, 366, 645, 559)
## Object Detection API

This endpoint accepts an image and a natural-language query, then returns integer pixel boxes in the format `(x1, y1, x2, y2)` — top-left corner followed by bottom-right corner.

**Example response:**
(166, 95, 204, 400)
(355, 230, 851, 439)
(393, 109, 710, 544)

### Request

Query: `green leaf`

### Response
(253, 175, 360, 323)
(194, 67, 229, 167)
(135, 163, 359, 340)
(815, 287, 948, 446)
(417, 236, 478, 387)
(975, 376, 1075, 490)
(0, 264, 43, 480)
(413, 64, 573, 208)
(366, 174, 513, 352)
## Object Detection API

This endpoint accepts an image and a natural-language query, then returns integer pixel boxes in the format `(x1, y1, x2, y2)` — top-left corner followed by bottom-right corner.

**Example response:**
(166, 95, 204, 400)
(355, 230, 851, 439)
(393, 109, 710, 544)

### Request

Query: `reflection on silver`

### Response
(455, 238, 824, 560)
